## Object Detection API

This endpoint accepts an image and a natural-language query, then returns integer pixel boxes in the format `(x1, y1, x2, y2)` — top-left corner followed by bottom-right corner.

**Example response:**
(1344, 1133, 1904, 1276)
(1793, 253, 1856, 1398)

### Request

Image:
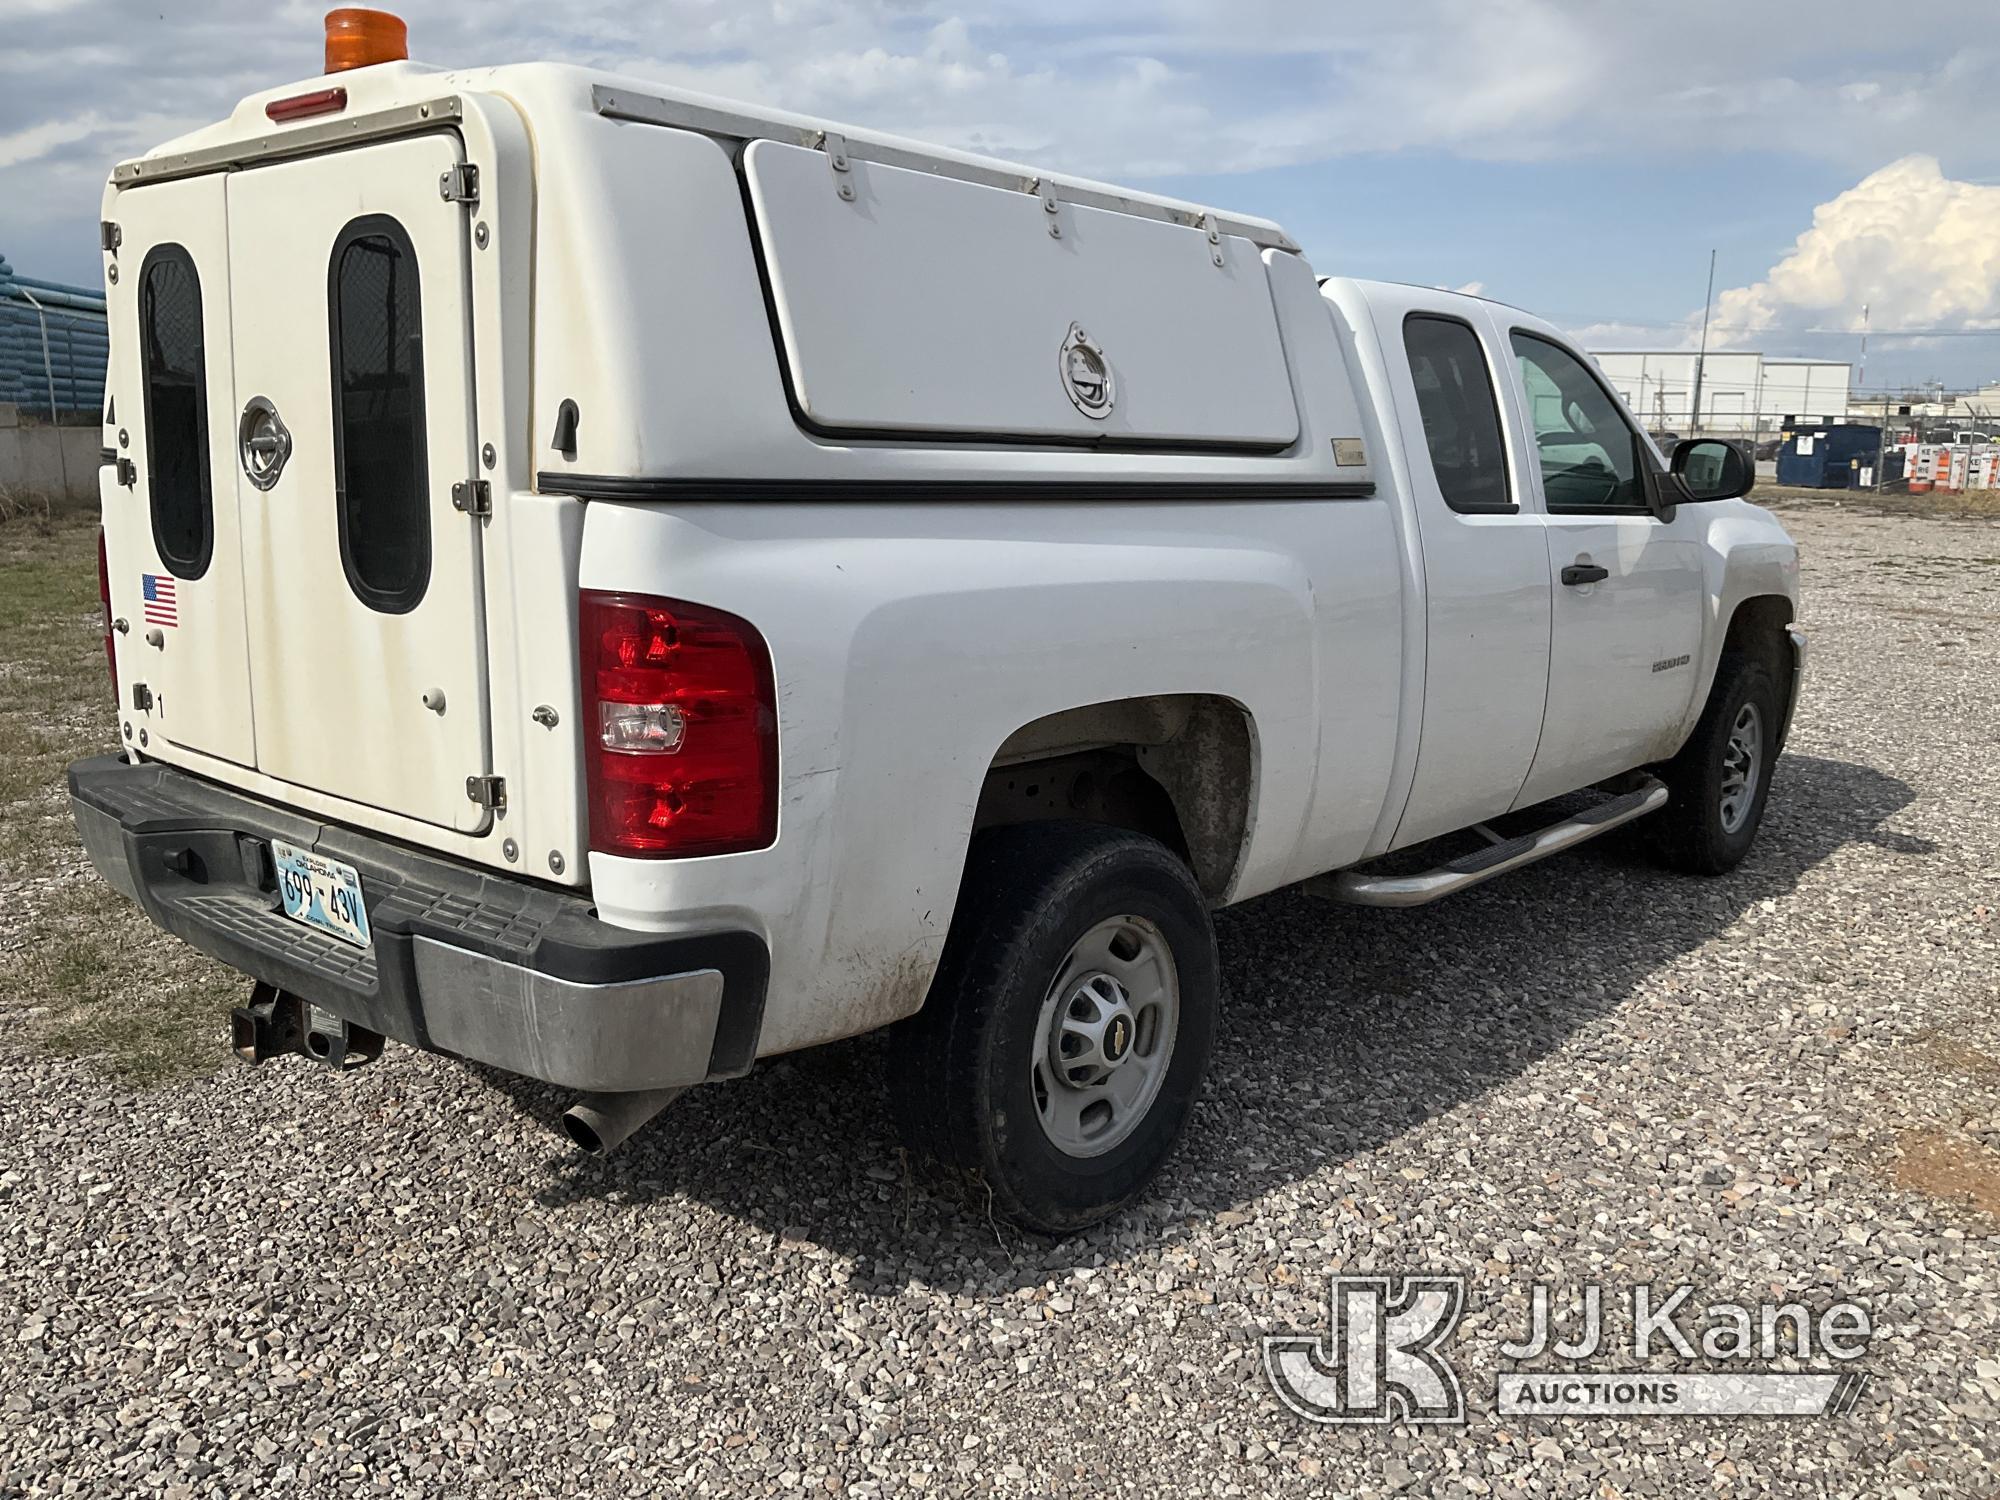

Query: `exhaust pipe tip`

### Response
(560, 1086, 686, 1158)
(560, 1109, 607, 1156)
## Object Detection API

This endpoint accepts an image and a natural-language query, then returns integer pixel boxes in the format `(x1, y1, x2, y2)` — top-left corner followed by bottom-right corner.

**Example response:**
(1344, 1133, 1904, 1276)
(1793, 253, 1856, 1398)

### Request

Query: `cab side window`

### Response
(1510, 332, 1648, 512)
(139, 245, 214, 578)
(1403, 314, 1512, 514)
(329, 215, 430, 614)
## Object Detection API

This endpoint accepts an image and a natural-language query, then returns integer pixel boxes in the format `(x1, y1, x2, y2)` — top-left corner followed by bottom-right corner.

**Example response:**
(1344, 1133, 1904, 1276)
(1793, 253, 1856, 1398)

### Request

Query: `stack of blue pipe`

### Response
(0, 253, 109, 418)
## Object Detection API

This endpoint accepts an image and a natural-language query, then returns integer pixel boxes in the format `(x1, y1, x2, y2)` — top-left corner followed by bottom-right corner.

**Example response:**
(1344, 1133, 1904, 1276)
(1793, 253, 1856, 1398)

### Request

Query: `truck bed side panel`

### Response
(577, 495, 1397, 1057)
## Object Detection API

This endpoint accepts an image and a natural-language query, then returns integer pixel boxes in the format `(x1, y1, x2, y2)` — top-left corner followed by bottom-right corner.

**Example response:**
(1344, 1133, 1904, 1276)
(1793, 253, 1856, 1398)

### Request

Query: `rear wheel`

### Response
(1649, 652, 1781, 874)
(888, 822, 1218, 1234)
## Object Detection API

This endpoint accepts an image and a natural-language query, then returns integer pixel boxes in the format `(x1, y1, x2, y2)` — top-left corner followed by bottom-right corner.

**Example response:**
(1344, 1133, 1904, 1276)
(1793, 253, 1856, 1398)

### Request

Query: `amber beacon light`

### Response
(323, 7, 409, 73)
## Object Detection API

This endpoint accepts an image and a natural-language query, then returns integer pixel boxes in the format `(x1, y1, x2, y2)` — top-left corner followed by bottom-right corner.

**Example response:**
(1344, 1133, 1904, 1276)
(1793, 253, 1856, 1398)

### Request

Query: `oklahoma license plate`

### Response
(271, 840, 372, 949)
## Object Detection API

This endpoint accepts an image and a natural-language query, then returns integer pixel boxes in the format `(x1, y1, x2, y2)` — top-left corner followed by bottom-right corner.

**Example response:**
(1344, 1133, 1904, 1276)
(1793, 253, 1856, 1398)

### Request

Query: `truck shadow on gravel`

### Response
(489, 753, 1924, 1289)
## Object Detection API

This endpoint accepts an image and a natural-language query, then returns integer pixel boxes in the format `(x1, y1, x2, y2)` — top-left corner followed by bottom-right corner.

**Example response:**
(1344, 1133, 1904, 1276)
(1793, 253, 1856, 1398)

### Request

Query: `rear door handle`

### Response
(1561, 563, 1610, 586)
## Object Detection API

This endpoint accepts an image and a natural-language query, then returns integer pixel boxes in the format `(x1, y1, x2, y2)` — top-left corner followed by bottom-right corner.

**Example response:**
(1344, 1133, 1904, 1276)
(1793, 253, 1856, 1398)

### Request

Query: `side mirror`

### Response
(1669, 438, 1754, 502)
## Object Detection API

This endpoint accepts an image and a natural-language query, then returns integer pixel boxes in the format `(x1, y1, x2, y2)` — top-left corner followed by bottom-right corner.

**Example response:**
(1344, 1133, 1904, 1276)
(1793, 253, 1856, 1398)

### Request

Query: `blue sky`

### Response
(5, 0, 1999, 390)
(1149, 150, 1875, 332)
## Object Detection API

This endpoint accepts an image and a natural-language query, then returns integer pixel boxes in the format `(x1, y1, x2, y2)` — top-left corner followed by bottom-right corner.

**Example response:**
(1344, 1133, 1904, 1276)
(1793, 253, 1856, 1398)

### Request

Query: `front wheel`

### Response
(1648, 652, 1781, 874)
(887, 822, 1219, 1234)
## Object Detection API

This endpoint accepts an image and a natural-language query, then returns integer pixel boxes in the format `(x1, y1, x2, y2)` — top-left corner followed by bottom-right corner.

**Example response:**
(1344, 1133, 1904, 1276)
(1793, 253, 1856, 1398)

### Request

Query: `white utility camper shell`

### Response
(536, 77, 1368, 490)
(94, 59, 1378, 888)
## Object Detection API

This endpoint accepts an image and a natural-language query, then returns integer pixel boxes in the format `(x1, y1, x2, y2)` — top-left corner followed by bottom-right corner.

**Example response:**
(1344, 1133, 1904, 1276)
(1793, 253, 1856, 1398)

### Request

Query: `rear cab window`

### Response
(329, 215, 430, 614)
(1403, 314, 1513, 514)
(139, 244, 213, 578)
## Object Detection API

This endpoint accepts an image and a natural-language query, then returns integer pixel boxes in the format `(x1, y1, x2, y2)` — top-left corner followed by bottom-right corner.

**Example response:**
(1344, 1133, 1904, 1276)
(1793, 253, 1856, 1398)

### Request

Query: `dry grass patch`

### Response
(0, 508, 234, 1084)
(1759, 483, 2000, 521)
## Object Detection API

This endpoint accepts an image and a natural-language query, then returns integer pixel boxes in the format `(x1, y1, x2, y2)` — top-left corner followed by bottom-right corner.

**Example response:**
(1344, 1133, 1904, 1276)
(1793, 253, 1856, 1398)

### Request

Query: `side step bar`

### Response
(1310, 777, 1669, 908)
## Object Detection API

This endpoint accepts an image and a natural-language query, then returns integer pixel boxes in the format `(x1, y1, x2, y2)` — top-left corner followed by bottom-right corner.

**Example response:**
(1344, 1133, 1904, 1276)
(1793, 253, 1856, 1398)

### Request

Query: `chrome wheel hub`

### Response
(1032, 915, 1179, 1158)
(1719, 701, 1763, 835)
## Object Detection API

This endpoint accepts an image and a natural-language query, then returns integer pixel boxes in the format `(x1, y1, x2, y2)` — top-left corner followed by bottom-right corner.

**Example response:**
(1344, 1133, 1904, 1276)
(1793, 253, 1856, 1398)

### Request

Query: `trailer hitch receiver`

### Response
(231, 981, 383, 1070)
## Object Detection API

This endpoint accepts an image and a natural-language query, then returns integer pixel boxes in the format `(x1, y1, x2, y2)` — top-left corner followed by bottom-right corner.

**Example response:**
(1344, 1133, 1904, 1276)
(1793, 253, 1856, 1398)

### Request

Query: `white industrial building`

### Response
(1588, 350, 1852, 435)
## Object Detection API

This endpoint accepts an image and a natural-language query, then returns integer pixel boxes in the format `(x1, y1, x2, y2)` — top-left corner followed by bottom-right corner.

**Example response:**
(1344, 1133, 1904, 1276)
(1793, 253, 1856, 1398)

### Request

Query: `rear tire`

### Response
(1648, 652, 1780, 874)
(888, 822, 1219, 1234)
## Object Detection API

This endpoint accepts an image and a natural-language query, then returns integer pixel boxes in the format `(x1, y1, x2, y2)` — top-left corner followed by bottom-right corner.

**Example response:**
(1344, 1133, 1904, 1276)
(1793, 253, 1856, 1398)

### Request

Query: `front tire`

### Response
(888, 822, 1219, 1234)
(1649, 651, 1781, 874)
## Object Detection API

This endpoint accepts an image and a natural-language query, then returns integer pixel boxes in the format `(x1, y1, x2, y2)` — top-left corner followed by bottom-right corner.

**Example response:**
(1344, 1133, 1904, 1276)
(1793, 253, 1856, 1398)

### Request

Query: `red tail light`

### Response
(580, 590, 777, 858)
(97, 528, 118, 702)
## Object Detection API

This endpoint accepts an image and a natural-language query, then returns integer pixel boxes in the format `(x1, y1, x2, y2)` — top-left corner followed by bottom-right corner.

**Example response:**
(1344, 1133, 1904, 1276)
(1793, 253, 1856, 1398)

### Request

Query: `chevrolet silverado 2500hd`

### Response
(70, 15, 1804, 1231)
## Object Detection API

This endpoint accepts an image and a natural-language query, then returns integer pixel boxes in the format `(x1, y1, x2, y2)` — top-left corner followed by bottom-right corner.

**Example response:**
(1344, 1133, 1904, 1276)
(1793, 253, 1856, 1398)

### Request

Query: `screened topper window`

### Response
(139, 245, 214, 578)
(329, 216, 431, 613)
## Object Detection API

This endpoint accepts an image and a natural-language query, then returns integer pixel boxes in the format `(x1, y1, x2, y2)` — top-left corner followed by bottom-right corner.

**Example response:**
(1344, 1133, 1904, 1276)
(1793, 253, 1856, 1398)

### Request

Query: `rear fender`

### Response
(577, 500, 1321, 1055)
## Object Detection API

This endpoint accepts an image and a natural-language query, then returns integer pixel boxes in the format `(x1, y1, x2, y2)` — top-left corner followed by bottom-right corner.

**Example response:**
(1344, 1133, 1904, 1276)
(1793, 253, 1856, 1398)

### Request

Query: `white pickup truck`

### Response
(71, 20, 1804, 1231)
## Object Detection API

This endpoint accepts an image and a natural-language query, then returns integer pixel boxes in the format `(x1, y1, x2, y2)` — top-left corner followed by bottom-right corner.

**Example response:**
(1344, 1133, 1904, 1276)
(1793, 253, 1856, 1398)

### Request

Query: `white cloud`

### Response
(1712, 155, 2000, 339)
(1567, 157, 2000, 388)
(9, 1, 2000, 186)
(6, 0, 2000, 324)
(0, 111, 104, 169)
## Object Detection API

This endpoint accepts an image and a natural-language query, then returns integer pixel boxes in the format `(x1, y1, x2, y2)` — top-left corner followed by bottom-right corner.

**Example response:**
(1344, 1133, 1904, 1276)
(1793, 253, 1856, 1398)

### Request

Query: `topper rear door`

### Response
(225, 132, 494, 832)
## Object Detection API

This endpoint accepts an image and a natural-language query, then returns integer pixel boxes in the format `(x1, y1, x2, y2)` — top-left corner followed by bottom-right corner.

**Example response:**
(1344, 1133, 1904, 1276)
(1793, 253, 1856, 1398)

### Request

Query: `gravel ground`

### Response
(2, 499, 1997, 1499)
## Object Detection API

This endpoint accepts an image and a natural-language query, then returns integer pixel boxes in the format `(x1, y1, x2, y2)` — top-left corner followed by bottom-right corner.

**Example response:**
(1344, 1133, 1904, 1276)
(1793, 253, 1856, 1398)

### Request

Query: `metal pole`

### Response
(62, 319, 77, 422)
(15, 287, 71, 501)
(1689, 249, 1717, 437)
(1875, 394, 1888, 492)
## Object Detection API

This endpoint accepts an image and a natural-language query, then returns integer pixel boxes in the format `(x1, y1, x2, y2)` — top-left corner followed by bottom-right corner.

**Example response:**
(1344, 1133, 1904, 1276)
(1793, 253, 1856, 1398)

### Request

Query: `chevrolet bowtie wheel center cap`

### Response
(1032, 915, 1183, 1160)
(1051, 972, 1139, 1084)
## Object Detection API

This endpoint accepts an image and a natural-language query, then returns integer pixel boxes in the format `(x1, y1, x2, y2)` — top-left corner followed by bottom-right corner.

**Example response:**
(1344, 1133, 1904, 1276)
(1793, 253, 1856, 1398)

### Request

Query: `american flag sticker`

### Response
(141, 573, 179, 628)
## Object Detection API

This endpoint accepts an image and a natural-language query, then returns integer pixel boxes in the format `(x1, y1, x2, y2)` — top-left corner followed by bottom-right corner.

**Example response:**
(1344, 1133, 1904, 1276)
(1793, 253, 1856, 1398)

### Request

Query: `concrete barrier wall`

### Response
(0, 403, 102, 512)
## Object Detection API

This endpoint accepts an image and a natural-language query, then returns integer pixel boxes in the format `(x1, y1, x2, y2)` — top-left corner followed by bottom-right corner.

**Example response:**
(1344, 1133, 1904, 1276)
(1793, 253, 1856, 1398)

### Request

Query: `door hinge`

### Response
(818, 131, 855, 202)
(438, 162, 480, 205)
(465, 775, 506, 812)
(1195, 211, 1225, 267)
(451, 479, 492, 517)
(115, 455, 137, 488)
(100, 220, 122, 253)
(130, 683, 153, 712)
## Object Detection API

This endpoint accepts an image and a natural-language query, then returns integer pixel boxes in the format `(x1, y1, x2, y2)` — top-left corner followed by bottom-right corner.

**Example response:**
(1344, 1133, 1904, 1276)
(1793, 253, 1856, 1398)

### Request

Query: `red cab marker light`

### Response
(266, 87, 348, 122)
